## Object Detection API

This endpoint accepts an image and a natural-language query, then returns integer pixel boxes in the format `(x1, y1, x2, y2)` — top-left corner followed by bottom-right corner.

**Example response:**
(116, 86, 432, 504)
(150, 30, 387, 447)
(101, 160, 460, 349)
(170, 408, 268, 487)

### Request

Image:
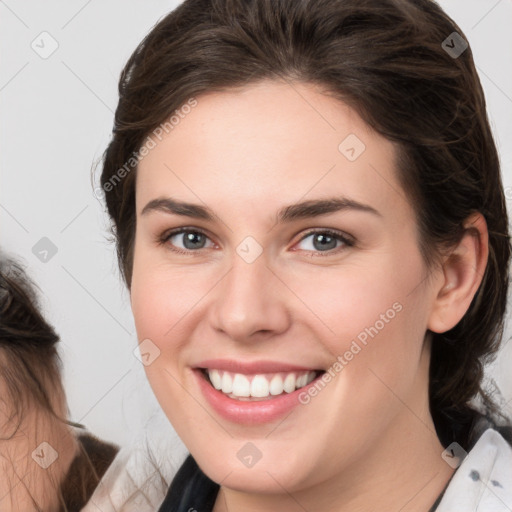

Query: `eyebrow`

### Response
(141, 196, 381, 222)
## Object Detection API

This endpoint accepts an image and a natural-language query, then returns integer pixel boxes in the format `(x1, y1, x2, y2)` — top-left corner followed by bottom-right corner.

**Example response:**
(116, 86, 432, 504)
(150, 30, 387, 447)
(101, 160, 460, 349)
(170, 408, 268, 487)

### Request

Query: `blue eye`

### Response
(159, 228, 353, 256)
(162, 229, 215, 252)
(295, 230, 353, 254)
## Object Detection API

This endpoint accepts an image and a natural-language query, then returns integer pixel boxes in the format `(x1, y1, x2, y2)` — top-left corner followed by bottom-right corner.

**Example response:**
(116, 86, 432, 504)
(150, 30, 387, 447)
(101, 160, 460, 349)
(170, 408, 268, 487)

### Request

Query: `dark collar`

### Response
(158, 454, 219, 512)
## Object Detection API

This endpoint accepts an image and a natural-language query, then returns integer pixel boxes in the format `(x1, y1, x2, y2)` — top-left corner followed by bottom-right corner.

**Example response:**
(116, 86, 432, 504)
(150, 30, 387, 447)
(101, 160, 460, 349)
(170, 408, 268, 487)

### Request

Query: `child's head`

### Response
(0, 254, 65, 428)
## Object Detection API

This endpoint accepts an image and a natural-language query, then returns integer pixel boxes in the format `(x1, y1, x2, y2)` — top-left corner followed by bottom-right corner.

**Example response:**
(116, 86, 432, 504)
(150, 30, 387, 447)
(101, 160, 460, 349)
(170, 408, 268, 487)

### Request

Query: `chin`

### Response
(196, 449, 312, 494)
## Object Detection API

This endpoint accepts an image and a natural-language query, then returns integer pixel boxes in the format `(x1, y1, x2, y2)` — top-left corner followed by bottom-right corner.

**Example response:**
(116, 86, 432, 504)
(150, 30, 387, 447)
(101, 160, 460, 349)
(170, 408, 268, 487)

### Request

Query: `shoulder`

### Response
(80, 423, 188, 512)
(437, 427, 512, 511)
(60, 427, 120, 510)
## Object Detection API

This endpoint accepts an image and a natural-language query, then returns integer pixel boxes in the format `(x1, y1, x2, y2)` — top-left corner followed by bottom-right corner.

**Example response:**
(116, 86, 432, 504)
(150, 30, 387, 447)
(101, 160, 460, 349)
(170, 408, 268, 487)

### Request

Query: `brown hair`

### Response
(0, 255, 65, 433)
(0, 255, 118, 510)
(99, 0, 511, 447)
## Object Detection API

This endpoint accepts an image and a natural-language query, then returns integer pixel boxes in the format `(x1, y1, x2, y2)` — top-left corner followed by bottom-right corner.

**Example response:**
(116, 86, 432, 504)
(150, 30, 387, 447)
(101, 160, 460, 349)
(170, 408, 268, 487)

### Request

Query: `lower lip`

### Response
(193, 369, 323, 425)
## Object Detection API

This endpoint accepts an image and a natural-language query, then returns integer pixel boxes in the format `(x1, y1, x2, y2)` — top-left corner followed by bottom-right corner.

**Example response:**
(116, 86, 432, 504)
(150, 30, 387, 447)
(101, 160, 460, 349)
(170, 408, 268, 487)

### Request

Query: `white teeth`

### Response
(221, 372, 233, 394)
(296, 373, 307, 388)
(209, 369, 222, 390)
(206, 369, 318, 399)
(269, 374, 284, 396)
(251, 375, 270, 397)
(283, 373, 296, 393)
(232, 374, 251, 397)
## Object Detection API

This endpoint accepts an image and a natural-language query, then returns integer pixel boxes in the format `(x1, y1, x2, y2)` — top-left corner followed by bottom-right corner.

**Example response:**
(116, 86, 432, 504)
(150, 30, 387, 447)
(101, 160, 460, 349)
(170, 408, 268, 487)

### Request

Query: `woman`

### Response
(90, 0, 512, 510)
(0, 253, 119, 511)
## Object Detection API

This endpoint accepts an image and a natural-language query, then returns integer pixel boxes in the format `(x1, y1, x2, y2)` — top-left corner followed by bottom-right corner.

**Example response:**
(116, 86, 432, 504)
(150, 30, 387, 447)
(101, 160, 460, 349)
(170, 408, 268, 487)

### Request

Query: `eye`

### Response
(294, 229, 353, 254)
(160, 228, 215, 253)
(158, 228, 353, 256)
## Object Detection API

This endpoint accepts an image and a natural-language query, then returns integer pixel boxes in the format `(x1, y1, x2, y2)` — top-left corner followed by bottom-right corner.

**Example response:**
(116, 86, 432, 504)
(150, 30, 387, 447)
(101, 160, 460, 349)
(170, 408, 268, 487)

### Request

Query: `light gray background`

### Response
(1, 0, 511, 447)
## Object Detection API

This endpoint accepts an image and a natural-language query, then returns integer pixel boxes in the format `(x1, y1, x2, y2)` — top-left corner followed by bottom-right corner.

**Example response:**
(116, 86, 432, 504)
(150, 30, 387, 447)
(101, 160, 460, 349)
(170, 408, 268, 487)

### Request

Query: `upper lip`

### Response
(195, 359, 321, 374)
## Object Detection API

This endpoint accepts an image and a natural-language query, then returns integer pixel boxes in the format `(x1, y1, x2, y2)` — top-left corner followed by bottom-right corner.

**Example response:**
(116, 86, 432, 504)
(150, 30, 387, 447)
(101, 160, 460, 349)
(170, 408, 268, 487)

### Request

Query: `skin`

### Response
(130, 80, 488, 511)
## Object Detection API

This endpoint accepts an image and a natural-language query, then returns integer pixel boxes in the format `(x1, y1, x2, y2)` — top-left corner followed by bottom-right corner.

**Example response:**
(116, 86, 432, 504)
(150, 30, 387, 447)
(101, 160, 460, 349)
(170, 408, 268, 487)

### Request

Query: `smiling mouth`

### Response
(199, 368, 325, 401)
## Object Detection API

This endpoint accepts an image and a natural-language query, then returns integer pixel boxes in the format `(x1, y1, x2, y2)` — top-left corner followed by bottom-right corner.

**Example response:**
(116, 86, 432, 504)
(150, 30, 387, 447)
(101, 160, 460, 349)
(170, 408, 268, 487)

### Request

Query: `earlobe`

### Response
(427, 212, 488, 334)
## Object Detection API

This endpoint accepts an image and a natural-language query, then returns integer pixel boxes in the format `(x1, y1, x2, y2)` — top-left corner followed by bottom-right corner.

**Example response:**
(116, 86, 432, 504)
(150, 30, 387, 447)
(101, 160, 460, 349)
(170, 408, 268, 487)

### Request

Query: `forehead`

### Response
(136, 80, 409, 222)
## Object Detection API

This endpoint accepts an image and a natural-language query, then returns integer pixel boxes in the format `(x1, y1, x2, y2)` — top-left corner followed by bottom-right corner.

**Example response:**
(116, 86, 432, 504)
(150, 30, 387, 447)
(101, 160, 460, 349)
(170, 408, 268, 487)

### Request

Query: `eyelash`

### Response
(157, 227, 355, 257)
(293, 229, 355, 257)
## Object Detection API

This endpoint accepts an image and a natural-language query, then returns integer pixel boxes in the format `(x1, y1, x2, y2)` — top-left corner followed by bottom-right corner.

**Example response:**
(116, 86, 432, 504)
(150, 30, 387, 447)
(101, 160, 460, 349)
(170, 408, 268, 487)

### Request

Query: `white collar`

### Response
(437, 428, 512, 511)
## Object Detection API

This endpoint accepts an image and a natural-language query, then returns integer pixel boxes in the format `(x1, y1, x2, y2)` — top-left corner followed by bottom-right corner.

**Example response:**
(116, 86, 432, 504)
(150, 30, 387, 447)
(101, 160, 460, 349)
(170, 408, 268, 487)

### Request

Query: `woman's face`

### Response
(131, 80, 442, 494)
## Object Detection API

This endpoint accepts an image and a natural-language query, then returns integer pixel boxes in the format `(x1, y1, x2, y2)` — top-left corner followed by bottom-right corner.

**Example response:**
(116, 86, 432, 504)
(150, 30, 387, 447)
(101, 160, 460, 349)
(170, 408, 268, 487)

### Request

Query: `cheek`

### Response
(293, 249, 430, 394)
(130, 246, 211, 345)
(294, 266, 429, 467)
(130, 261, 207, 423)
(290, 251, 424, 345)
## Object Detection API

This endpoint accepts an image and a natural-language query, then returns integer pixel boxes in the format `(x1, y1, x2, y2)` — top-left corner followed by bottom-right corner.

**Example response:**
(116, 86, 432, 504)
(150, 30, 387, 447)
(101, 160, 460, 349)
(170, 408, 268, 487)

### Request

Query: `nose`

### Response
(208, 254, 291, 342)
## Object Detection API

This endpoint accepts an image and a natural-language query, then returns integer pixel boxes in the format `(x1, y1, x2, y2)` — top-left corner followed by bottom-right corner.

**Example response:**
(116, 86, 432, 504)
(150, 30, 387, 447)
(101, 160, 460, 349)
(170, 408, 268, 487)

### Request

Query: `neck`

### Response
(214, 345, 454, 512)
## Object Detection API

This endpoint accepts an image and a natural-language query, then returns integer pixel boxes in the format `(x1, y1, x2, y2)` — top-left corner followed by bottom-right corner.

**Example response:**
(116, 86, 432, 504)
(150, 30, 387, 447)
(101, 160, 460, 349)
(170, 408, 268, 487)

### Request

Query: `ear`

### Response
(427, 212, 489, 333)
